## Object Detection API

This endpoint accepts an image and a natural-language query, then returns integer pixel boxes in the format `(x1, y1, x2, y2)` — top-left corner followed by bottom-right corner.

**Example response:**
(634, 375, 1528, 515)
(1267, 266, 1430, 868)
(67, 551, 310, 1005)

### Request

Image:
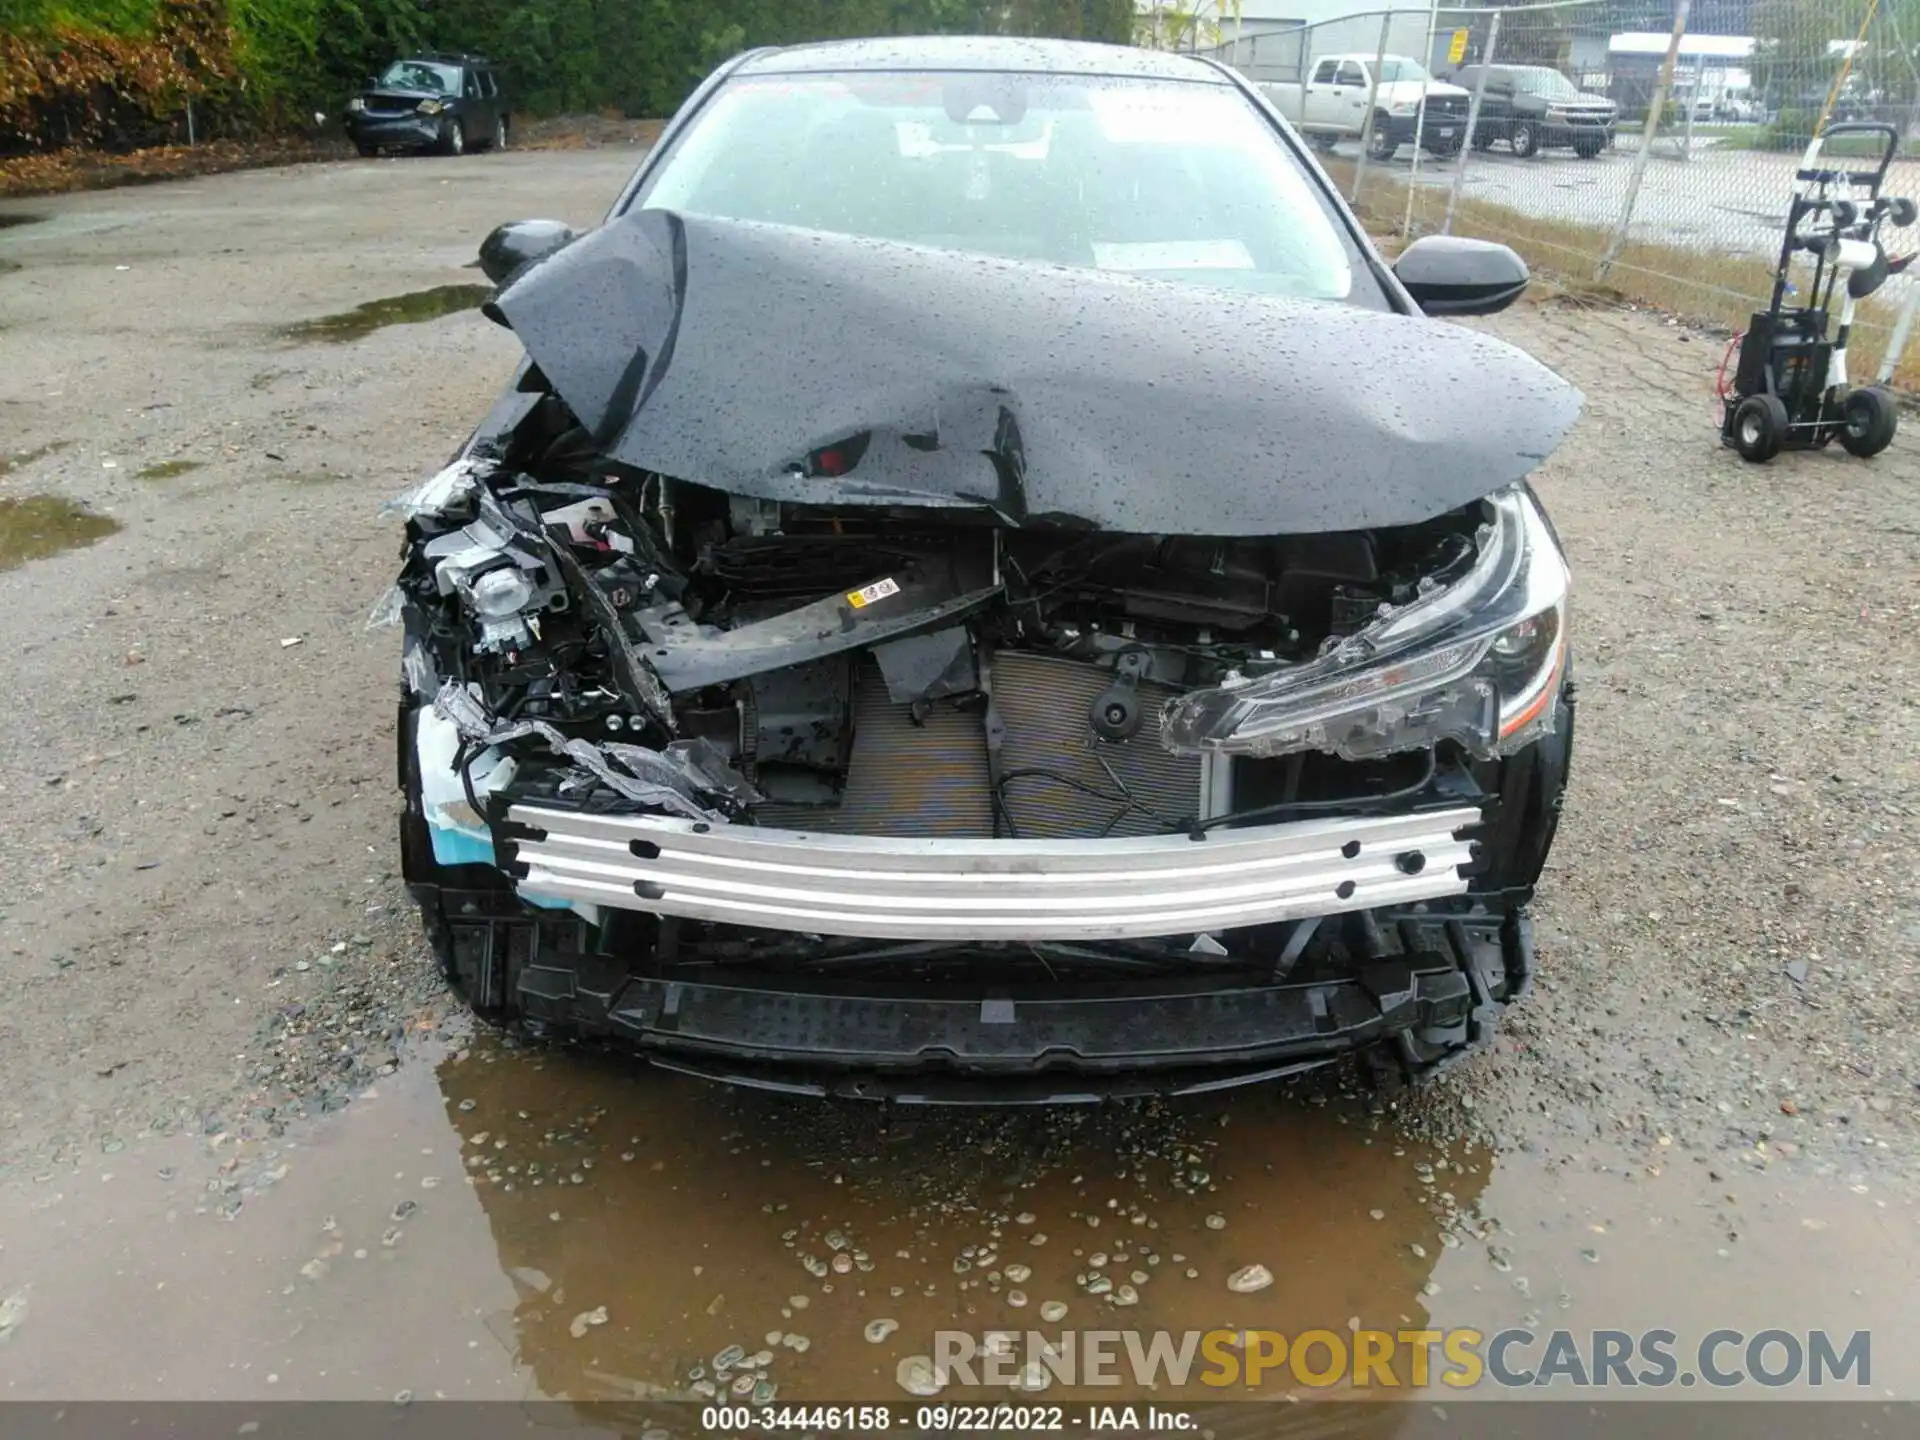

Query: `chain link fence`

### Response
(1194, 0, 1920, 385)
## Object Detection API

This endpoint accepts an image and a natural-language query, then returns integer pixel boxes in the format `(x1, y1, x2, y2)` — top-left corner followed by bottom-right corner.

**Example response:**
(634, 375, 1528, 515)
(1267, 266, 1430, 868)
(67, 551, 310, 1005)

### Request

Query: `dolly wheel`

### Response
(1732, 394, 1789, 463)
(1839, 386, 1898, 458)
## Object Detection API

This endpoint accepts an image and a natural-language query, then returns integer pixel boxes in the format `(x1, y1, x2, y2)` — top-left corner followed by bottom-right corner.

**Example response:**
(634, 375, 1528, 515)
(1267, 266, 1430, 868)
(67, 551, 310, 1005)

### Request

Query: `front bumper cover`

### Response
(1382, 113, 1465, 148)
(348, 116, 441, 148)
(1545, 119, 1615, 145)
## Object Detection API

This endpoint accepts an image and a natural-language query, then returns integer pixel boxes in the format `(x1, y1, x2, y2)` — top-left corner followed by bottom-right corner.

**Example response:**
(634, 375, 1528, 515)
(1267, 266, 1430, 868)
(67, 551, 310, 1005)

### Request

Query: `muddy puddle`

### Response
(1, 1035, 1912, 1415)
(0, 494, 121, 570)
(279, 284, 493, 343)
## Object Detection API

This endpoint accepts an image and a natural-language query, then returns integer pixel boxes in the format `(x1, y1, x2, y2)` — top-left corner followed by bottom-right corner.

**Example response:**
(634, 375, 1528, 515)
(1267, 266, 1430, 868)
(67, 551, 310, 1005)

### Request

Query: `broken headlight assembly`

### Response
(1161, 486, 1568, 761)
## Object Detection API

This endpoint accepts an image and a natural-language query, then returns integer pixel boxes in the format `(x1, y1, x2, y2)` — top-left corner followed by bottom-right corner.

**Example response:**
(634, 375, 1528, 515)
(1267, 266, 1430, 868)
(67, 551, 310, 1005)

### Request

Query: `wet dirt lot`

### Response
(4, 1039, 1916, 1408)
(2, 148, 1918, 1416)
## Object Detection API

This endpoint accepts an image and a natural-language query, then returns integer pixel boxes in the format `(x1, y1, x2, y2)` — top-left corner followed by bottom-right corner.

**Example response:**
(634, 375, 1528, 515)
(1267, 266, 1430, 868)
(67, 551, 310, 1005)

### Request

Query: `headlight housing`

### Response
(417, 99, 446, 115)
(1160, 487, 1569, 762)
(1389, 101, 1419, 117)
(346, 97, 366, 113)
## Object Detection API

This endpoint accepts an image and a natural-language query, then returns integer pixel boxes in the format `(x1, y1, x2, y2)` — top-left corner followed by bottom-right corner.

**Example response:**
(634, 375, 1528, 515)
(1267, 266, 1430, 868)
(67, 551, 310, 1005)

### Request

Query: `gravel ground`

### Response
(0, 150, 1914, 1187)
(1430, 299, 1920, 1179)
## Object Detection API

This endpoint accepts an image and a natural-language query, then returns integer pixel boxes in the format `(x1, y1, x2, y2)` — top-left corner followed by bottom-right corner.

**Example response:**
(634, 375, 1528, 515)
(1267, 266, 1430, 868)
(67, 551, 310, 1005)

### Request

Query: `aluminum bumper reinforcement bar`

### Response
(502, 804, 1480, 941)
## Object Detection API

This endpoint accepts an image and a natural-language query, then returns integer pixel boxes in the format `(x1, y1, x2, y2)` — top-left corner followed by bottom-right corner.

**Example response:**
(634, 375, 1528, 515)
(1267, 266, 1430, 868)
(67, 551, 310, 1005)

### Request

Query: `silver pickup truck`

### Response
(1262, 53, 1473, 162)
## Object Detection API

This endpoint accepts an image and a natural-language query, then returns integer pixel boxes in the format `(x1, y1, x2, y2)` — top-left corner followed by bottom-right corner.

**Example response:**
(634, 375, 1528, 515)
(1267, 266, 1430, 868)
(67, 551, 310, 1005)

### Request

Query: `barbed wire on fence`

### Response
(1184, 0, 1919, 384)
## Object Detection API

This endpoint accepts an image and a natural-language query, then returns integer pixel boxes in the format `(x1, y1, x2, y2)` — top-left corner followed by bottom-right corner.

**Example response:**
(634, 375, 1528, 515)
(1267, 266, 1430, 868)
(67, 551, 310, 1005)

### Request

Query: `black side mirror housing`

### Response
(1392, 235, 1529, 317)
(478, 219, 579, 287)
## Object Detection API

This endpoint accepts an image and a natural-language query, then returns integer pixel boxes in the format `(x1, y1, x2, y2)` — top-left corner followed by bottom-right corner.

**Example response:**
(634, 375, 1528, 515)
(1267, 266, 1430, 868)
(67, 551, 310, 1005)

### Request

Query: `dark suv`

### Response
(1452, 64, 1616, 158)
(346, 53, 509, 157)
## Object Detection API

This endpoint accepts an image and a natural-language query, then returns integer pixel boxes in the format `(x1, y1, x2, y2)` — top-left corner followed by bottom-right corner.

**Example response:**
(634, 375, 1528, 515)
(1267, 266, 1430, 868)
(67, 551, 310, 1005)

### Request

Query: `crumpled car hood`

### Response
(488, 208, 1582, 536)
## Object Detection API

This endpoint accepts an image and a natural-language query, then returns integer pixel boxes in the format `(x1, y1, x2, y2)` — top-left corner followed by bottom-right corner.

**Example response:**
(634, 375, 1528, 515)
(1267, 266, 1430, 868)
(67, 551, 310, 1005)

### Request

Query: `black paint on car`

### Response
(1452, 64, 1618, 159)
(387, 36, 1581, 1102)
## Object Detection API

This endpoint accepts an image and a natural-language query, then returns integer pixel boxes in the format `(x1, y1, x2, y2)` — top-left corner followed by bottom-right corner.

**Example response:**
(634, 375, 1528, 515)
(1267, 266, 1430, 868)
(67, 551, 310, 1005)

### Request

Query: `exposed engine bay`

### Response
(382, 204, 1579, 1094)
(387, 393, 1535, 859)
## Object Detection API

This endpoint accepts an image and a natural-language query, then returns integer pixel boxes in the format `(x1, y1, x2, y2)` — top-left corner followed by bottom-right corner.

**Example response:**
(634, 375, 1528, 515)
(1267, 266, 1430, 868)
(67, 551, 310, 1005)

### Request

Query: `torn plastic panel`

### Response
(400, 634, 437, 697)
(411, 701, 598, 923)
(431, 680, 757, 822)
(873, 626, 976, 705)
(415, 701, 518, 867)
(386, 449, 680, 733)
(367, 585, 407, 631)
(1159, 487, 1568, 761)
(383, 457, 488, 520)
(486, 208, 1583, 537)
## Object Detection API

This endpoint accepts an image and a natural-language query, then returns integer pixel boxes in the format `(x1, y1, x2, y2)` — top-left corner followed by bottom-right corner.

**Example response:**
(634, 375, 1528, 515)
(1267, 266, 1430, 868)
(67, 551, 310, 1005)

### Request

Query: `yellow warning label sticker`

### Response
(846, 577, 902, 609)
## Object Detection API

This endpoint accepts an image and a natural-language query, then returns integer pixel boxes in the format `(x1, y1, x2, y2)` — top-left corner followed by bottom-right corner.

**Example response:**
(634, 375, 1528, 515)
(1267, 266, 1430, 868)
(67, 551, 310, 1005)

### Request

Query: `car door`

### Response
(1302, 59, 1344, 130)
(461, 66, 491, 139)
(1481, 69, 1515, 123)
(1332, 61, 1370, 129)
(479, 67, 504, 139)
(1456, 66, 1490, 138)
(1309, 60, 1368, 130)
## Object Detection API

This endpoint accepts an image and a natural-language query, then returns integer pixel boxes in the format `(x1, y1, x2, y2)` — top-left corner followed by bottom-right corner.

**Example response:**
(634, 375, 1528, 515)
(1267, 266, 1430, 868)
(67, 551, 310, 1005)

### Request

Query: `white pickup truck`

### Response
(1261, 54, 1473, 162)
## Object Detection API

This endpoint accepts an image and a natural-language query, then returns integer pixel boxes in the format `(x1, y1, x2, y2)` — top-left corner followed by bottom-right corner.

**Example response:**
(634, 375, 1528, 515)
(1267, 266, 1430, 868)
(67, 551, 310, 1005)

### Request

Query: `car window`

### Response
(481, 70, 498, 99)
(379, 60, 461, 95)
(1311, 59, 1340, 85)
(1375, 59, 1430, 83)
(1334, 62, 1366, 88)
(636, 71, 1381, 306)
(464, 69, 481, 99)
(1511, 68, 1580, 99)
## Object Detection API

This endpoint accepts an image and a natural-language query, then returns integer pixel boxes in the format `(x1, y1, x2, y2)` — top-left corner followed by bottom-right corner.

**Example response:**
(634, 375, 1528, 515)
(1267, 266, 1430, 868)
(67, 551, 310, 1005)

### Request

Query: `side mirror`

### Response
(1392, 235, 1529, 317)
(478, 219, 578, 287)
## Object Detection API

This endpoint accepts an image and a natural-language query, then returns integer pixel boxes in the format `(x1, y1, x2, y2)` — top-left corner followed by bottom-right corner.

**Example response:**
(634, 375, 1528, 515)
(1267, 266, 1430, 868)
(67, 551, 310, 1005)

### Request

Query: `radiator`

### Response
(992, 651, 1201, 839)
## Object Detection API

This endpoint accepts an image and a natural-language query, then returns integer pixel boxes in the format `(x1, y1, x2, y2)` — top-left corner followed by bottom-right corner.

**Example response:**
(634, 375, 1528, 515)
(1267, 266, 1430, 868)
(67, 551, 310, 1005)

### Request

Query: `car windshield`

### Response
(1511, 68, 1581, 99)
(1376, 59, 1431, 83)
(379, 60, 460, 94)
(637, 71, 1368, 303)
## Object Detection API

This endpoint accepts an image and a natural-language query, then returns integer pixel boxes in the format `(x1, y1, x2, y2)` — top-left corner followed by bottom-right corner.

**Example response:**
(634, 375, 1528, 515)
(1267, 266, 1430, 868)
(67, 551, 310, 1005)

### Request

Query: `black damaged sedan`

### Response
(386, 36, 1581, 1102)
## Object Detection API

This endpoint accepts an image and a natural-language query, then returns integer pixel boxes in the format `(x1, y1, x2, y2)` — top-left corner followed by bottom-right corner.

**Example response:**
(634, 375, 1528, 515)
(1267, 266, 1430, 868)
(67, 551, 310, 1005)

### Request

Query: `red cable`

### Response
(1715, 332, 1744, 402)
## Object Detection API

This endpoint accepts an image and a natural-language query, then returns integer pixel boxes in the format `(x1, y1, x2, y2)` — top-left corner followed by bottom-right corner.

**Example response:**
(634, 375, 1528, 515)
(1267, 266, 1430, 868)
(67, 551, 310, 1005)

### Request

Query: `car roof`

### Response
(405, 51, 492, 67)
(733, 35, 1227, 82)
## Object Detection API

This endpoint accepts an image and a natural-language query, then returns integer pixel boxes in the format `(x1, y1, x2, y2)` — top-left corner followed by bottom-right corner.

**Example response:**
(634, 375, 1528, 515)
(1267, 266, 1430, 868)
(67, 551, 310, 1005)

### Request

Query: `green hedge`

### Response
(2, 0, 1136, 142)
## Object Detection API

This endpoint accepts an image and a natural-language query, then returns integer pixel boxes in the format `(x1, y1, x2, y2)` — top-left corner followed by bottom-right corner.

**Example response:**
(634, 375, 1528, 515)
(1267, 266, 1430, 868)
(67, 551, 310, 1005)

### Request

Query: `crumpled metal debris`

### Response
(432, 681, 759, 821)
